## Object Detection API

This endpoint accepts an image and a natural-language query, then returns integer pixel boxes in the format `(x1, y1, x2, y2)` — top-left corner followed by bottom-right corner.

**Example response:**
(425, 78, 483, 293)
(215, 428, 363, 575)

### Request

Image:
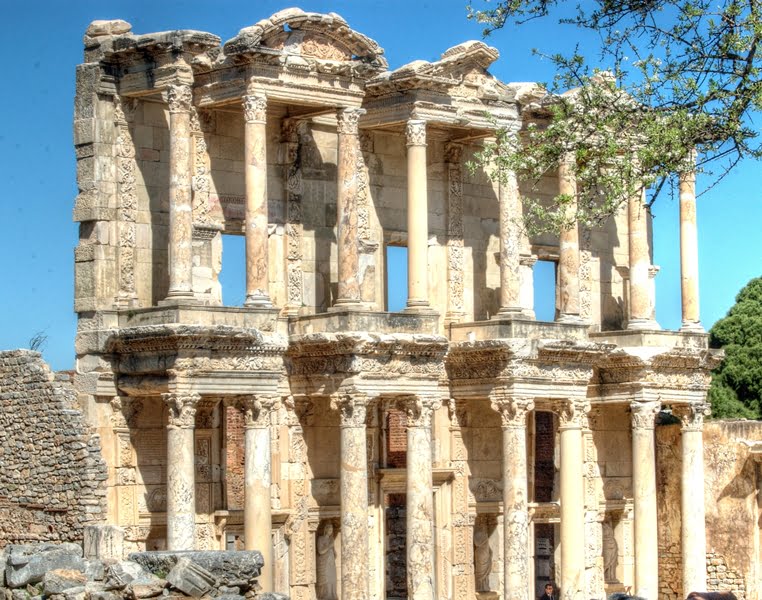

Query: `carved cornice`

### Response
(405, 119, 427, 146)
(243, 93, 267, 123)
(167, 84, 193, 113)
(673, 402, 711, 432)
(630, 401, 660, 430)
(163, 392, 200, 429)
(490, 394, 535, 429)
(336, 107, 365, 135)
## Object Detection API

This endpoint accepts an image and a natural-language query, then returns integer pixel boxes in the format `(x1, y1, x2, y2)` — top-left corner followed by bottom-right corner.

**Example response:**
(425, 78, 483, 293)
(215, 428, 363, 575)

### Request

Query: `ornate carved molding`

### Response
(490, 394, 535, 429)
(110, 395, 143, 428)
(405, 119, 427, 146)
(167, 84, 193, 113)
(242, 94, 267, 123)
(554, 398, 590, 430)
(630, 401, 660, 430)
(673, 402, 711, 432)
(163, 392, 201, 429)
(336, 107, 365, 135)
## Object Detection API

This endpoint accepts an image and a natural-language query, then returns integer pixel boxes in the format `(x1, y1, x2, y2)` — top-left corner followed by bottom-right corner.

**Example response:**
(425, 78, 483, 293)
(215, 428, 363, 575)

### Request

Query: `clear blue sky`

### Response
(0, 0, 759, 371)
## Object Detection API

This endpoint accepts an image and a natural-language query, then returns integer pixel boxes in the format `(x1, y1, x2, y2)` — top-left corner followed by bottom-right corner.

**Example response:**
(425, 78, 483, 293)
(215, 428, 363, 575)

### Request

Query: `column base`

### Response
(627, 318, 661, 331)
(244, 294, 272, 308)
(493, 306, 527, 320)
(403, 299, 434, 314)
(557, 313, 584, 324)
(329, 299, 366, 312)
(680, 320, 705, 333)
(159, 294, 200, 307)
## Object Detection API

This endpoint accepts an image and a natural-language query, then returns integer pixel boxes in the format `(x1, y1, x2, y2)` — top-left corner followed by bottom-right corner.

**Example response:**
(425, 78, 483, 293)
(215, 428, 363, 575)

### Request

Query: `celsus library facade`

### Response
(69, 8, 757, 600)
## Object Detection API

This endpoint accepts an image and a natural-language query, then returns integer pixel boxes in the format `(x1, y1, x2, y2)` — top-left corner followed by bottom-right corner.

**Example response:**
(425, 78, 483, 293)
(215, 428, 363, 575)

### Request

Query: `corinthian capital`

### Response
(405, 119, 427, 146)
(243, 94, 267, 124)
(554, 398, 590, 430)
(403, 395, 442, 428)
(673, 402, 711, 432)
(331, 392, 369, 427)
(163, 392, 200, 429)
(630, 401, 661, 430)
(242, 395, 280, 429)
(167, 84, 193, 113)
(491, 394, 535, 429)
(336, 107, 365, 135)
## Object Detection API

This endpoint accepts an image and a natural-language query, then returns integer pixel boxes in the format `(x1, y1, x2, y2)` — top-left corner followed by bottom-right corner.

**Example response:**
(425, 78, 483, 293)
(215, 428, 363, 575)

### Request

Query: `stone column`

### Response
(519, 255, 537, 319)
(163, 392, 200, 550)
(334, 107, 366, 308)
(628, 188, 658, 329)
(497, 163, 523, 317)
(557, 398, 588, 600)
(557, 153, 581, 322)
(405, 395, 441, 599)
(405, 120, 430, 311)
(491, 395, 535, 600)
(674, 402, 710, 594)
(332, 393, 370, 600)
(243, 92, 271, 307)
(242, 396, 276, 591)
(165, 84, 194, 301)
(679, 151, 703, 331)
(630, 401, 660, 598)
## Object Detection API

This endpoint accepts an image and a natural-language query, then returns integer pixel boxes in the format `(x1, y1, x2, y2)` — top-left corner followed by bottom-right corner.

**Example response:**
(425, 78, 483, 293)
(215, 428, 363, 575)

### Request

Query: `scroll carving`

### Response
(405, 119, 427, 146)
(283, 119, 306, 312)
(490, 395, 535, 428)
(630, 401, 660, 430)
(403, 395, 442, 428)
(554, 398, 590, 429)
(114, 95, 138, 306)
(163, 392, 200, 429)
(167, 84, 192, 113)
(673, 402, 711, 432)
(243, 94, 267, 123)
(242, 395, 280, 429)
(445, 142, 465, 322)
(331, 393, 369, 428)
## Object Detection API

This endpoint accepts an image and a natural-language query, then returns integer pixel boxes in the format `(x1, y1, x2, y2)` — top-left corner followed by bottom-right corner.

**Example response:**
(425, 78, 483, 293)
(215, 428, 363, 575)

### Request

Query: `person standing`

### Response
(540, 582, 555, 600)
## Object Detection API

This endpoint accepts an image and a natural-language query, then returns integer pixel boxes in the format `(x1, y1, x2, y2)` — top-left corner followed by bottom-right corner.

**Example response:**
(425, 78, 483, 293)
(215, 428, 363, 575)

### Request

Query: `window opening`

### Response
(220, 234, 246, 306)
(533, 260, 557, 322)
(386, 245, 408, 312)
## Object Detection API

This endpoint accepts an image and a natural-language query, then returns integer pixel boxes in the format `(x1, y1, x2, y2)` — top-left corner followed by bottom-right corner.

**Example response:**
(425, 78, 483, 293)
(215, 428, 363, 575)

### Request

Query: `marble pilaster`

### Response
(334, 108, 366, 308)
(630, 401, 660, 598)
(165, 84, 194, 301)
(332, 393, 370, 600)
(405, 120, 430, 311)
(242, 395, 277, 591)
(163, 391, 200, 550)
(674, 402, 710, 594)
(557, 154, 581, 322)
(679, 151, 703, 331)
(405, 395, 441, 599)
(556, 398, 588, 600)
(243, 92, 271, 307)
(491, 395, 534, 600)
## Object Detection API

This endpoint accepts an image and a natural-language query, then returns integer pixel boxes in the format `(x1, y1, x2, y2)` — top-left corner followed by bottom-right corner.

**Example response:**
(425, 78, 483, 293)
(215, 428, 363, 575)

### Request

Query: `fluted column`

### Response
(557, 154, 581, 322)
(332, 393, 370, 600)
(242, 396, 276, 590)
(334, 108, 366, 308)
(491, 395, 534, 600)
(163, 392, 200, 550)
(557, 398, 588, 600)
(674, 402, 710, 594)
(243, 92, 271, 307)
(165, 84, 194, 301)
(628, 188, 659, 329)
(405, 395, 441, 599)
(405, 120, 430, 311)
(497, 161, 523, 317)
(679, 151, 703, 331)
(630, 401, 660, 598)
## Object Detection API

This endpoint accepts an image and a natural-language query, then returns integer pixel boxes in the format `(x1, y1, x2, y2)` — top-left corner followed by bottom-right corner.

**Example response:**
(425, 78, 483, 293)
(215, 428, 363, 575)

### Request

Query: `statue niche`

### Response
(473, 516, 496, 593)
(316, 521, 338, 600)
(602, 516, 619, 583)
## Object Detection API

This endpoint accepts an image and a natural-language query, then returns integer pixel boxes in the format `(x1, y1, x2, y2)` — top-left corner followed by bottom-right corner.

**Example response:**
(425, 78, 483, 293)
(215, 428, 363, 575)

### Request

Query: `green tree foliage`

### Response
(467, 0, 762, 233)
(708, 277, 762, 419)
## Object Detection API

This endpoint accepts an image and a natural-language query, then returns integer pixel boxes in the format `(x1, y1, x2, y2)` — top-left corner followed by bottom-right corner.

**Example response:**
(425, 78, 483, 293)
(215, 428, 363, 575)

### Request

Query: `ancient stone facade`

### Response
(0, 351, 108, 545)
(67, 8, 741, 600)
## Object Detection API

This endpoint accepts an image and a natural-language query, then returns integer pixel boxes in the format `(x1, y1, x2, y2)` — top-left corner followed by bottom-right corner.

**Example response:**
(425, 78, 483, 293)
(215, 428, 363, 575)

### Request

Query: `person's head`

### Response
(545, 584, 554, 595)
(324, 523, 333, 535)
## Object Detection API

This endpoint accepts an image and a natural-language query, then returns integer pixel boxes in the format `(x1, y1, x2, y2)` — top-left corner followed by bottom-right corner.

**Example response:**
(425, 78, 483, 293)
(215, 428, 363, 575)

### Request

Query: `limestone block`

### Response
(6, 544, 85, 588)
(166, 558, 216, 597)
(126, 577, 166, 599)
(43, 570, 88, 595)
(128, 551, 263, 590)
(141, 104, 168, 129)
(84, 526, 124, 560)
(86, 20, 132, 37)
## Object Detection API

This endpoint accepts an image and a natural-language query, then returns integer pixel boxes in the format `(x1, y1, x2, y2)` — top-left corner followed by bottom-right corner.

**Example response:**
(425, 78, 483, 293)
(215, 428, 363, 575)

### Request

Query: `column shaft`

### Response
(557, 156, 580, 321)
(676, 404, 709, 594)
(492, 396, 534, 600)
(243, 93, 271, 306)
(406, 120, 430, 310)
(334, 395, 369, 600)
(558, 400, 586, 600)
(679, 151, 702, 330)
(498, 168, 523, 316)
(406, 397, 439, 600)
(628, 189, 655, 328)
(163, 392, 199, 550)
(166, 85, 194, 300)
(631, 402, 660, 598)
(243, 397, 274, 591)
(335, 108, 365, 307)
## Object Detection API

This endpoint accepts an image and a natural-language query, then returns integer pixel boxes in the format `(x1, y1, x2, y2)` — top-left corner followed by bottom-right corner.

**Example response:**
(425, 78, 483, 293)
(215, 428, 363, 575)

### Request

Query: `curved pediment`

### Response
(223, 7, 387, 75)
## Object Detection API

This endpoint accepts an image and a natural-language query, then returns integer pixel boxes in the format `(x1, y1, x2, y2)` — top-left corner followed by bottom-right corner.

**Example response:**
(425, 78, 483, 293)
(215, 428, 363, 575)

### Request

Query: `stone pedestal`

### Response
(628, 190, 658, 329)
(679, 152, 703, 331)
(557, 398, 587, 600)
(405, 120, 430, 311)
(405, 396, 440, 600)
(557, 155, 580, 322)
(242, 396, 276, 591)
(334, 108, 365, 308)
(675, 403, 710, 594)
(165, 85, 194, 301)
(631, 401, 660, 598)
(163, 392, 200, 551)
(243, 92, 271, 307)
(492, 395, 534, 600)
(497, 165, 523, 316)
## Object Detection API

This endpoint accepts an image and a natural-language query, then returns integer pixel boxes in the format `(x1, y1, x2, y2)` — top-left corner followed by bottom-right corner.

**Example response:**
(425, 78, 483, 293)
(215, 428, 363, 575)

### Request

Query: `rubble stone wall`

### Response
(0, 350, 108, 547)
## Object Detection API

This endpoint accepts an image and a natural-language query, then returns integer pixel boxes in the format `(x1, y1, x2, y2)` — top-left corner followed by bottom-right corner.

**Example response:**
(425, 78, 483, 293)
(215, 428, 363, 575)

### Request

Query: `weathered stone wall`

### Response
(656, 419, 762, 600)
(0, 350, 108, 546)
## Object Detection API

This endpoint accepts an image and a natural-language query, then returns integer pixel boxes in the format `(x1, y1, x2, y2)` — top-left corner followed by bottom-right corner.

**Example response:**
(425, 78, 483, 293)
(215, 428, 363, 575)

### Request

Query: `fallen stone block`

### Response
(6, 545, 85, 588)
(166, 557, 216, 598)
(126, 577, 166, 600)
(43, 570, 88, 595)
(83, 526, 124, 561)
(104, 560, 147, 590)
